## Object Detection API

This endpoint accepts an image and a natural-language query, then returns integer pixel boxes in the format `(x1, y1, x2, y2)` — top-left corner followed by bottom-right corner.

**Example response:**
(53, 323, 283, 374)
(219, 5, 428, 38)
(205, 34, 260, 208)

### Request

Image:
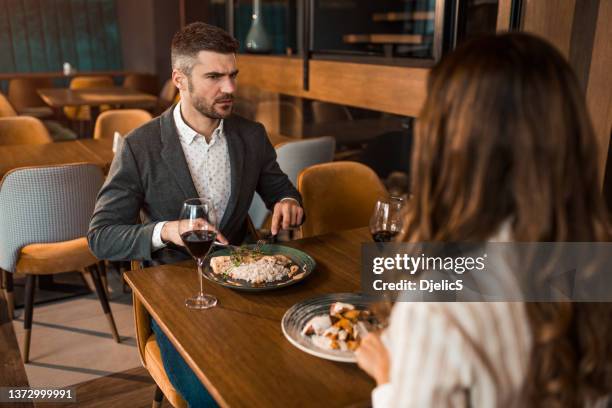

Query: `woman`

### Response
(356, 33, 612, 407)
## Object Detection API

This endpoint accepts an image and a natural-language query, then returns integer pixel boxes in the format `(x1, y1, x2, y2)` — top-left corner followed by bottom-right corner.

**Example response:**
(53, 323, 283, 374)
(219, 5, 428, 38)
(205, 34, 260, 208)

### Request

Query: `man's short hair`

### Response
(171, 22, 239, 75)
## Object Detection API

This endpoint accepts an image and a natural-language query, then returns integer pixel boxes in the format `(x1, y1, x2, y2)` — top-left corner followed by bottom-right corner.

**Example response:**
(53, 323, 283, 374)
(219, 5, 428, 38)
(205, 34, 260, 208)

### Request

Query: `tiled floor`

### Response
(12, 271, 142, 388)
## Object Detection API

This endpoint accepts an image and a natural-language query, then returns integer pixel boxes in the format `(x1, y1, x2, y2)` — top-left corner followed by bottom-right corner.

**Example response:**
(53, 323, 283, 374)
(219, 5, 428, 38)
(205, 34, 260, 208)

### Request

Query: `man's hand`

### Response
(355, 332, 390, 386)
(271, 199, 304, 235)
(161, 220, 229, 246)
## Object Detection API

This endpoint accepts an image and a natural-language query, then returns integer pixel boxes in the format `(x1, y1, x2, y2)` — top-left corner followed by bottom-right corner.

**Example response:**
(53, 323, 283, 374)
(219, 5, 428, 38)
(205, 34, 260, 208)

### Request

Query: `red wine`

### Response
(372, 230, 399, 242)
(180, 230, 217, 258)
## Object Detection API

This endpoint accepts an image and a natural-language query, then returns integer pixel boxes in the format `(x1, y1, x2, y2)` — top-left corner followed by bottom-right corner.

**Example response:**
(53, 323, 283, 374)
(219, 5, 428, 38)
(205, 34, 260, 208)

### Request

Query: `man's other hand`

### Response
(271, 199, 304, 235)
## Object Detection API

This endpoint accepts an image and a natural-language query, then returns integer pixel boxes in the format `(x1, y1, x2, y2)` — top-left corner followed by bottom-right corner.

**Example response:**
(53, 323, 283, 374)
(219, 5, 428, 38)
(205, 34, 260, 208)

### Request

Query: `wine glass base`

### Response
(185, 294, 217, 310)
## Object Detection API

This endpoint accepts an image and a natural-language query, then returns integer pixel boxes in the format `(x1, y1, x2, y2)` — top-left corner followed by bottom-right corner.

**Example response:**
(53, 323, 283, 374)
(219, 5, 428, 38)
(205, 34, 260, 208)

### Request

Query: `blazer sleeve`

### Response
(254, 123, 303, 209)
(87, 138, 156, 261)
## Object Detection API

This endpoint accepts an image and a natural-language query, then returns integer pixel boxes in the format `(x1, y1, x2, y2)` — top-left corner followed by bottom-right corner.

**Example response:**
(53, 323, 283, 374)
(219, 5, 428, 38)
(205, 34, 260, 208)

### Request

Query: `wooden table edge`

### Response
(124, 270, 231, 408)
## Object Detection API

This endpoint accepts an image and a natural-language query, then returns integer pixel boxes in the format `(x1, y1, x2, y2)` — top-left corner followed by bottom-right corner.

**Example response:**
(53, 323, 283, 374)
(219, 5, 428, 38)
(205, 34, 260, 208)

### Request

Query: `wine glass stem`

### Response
(197, 258, 205, 296)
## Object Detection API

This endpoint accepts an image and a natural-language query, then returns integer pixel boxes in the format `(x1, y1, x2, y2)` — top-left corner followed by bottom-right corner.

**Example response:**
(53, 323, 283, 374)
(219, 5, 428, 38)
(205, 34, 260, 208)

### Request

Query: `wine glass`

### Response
(369, 196, 405, 242)
(179, 198, 218, 310)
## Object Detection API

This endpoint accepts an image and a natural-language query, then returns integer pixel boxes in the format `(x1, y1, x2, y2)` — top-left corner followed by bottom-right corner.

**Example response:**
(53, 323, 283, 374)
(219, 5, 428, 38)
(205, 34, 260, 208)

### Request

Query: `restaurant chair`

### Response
(0, 117, 53, 145)
(0, 92, 18, 117)
(93, 109, 153, 140)
(0, 163, 120, 363)
(64, 76, 114, 121)
(1, 93, 76, 142)
(123, 73, 159, 95)
(7, 78, 54, 119)
(249, 136, 336, 229)
(297, 161, 387, 238)
(132, 280, 188, 408)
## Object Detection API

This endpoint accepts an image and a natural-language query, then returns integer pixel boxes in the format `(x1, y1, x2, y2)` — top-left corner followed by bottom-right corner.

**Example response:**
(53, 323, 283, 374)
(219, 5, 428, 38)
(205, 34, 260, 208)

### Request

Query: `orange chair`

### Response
(133, 287, 188, 408)
(297, 161, 387, 238)
(0, 117, 52, 146)
(0, 164, 120, 363)
(0, 93, 17, 117)
(93, 109, 153, 140)
(7, 78, 54, 119)
(64, 76, 114, 121)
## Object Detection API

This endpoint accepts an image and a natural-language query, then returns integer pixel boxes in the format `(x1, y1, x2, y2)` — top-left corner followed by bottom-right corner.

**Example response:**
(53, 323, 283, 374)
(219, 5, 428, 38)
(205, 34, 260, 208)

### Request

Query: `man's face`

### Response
(175, 51, 238, 119)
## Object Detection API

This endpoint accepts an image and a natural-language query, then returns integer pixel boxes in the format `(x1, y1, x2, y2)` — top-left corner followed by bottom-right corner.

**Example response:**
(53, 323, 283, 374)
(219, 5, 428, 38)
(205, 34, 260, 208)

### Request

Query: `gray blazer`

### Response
(87, 107, 301, 263)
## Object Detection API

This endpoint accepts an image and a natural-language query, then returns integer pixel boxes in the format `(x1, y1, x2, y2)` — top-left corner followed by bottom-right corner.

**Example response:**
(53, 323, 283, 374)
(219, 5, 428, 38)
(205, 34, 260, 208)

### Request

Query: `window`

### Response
(233, 0, 298, 55)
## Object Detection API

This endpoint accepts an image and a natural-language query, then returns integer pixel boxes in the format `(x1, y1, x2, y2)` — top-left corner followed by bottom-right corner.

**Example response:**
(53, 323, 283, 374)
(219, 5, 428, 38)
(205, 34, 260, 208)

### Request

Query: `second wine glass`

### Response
(369, 196, 405, 242)
(179, 198, 218, 310)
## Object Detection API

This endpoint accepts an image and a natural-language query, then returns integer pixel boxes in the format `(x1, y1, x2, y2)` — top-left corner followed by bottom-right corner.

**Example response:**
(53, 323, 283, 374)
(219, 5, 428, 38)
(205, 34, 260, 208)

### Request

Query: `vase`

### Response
(245, 0, 272, 53)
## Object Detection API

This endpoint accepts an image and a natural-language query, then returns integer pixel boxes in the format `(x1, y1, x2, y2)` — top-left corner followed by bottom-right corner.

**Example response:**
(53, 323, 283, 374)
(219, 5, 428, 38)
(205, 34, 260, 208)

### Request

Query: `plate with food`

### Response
(204, 244, 315, 291)
(281, 293, 380, 363)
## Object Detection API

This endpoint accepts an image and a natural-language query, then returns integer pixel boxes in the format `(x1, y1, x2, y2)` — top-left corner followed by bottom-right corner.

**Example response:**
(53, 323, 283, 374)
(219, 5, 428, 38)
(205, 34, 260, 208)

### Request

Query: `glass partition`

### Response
(234, 85, 413, 194)
(311, 0, 437, 60)
(209, 0, 229, 30)
(456, 0, 500, 45)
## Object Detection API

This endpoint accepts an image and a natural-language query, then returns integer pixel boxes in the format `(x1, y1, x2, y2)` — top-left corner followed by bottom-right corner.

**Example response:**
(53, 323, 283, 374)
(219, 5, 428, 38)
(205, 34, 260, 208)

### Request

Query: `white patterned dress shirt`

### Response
(151, 102, 231, 249)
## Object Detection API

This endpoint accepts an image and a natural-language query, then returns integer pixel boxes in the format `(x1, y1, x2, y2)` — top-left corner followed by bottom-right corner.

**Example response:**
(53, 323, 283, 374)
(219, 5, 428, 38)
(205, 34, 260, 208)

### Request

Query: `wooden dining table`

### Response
(0, 138, 114, 179)
(124, 227, 376, 408)
(37, 87, 158, 128)
(37, 87, 157, 109)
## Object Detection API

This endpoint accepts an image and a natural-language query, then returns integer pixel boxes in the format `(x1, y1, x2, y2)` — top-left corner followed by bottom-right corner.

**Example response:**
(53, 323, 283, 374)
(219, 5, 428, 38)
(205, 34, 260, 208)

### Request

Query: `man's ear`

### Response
(171, 69, 186, 92)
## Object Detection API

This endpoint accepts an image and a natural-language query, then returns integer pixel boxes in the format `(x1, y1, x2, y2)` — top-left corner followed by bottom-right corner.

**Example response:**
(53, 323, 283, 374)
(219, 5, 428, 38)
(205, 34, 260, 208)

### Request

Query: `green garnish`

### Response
(229, 244, 264, 266)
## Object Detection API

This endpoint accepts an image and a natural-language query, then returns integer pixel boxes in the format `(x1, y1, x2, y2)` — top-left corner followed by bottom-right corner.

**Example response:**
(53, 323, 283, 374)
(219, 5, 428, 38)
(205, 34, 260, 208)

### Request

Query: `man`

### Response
(88, 23, 303, 407)
(88, 23, 303, 264)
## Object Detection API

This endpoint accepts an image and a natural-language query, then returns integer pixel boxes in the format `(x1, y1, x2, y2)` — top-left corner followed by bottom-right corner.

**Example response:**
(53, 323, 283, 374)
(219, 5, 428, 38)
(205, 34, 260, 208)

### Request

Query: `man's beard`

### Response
(187, 76, 232, 119)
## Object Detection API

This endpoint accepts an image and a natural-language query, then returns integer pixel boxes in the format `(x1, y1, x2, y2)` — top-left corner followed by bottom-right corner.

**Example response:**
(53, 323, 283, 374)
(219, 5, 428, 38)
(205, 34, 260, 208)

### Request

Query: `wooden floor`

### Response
(1, 289, 33, 408)
(46, 367, 171, 408)
(1, 290, 171, 408)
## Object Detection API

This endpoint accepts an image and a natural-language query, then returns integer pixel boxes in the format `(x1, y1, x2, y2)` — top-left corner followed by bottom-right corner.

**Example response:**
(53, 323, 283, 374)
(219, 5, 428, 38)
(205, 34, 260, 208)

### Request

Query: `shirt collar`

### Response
(173, 102, 224, 145)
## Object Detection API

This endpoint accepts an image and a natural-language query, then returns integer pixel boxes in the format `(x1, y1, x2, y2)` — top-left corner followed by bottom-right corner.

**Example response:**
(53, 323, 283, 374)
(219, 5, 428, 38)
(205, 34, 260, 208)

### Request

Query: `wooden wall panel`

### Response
(237, 55, 428, 117)
(522, 0, 576, 57)
(586, 0, 612, 183)
(307, 60, 427, 117)
(568, 0, 600, 90)
(496, 0, 512, 31)
(236, 55, 303, 97)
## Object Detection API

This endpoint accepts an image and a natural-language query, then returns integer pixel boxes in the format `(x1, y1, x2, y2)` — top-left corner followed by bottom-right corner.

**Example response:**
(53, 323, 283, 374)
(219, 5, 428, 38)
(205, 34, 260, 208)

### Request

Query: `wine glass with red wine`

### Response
(369, 197, 405, 242)
(179, 198, 218, 310)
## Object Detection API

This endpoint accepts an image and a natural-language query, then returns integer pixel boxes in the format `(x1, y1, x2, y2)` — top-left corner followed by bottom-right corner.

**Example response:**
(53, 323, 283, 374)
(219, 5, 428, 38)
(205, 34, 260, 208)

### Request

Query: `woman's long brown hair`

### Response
(402, 33, 612, 406)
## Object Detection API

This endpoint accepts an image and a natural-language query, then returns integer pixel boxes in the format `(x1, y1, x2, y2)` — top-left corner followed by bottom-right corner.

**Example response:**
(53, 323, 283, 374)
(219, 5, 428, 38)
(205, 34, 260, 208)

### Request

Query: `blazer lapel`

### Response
(220, 117, 245, 229)
(159, 107, 198, 200)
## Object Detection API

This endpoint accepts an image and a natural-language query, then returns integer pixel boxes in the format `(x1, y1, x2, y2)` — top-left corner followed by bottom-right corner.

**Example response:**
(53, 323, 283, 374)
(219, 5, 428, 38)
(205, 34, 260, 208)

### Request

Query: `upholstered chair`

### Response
(7, 78, 54, 119)
(248, 136, 336, 229)
(0, 92, 18, 117)
(64, 76, 114, 121)
(297, 161, 387, 238)
(0, 163, 120, 363)
(93, 109, 153, 140)
(0, 116, 53, 145)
